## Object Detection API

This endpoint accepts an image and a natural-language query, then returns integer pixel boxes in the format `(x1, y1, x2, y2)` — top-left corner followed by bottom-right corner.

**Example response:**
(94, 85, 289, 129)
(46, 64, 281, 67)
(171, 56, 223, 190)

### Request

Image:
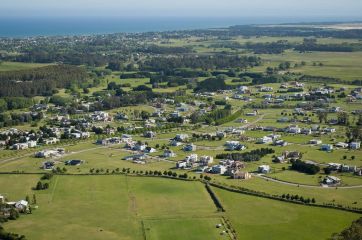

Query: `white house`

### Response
(335, 142, 349, 149)
(258, 165, 271, 174)
(212, 165, 227, 174)
(286, 125, 301, 134)
(163, 149, 176, 158)
(12, 143, 27, 150)
(225, 141, 245, 151)
(350, 142, 361, 149)
(15, 200, 28, 211)
(27, 141, 37, 148)
(256, 136, 273, 144)
(323, 176, 341, 185)
(185, 154, 198, 163)
(176, 161, 187, 169)
(309, 139, 322, 145)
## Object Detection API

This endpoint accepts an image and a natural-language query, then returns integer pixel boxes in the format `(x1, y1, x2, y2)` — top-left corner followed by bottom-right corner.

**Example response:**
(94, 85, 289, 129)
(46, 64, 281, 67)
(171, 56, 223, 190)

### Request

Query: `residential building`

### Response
(350, 142, 361, 149)
(232, 171, 252, 180)
(321, 144, 333, 152)
(258, 165, 271, 174)
(212, 165, 227, 175)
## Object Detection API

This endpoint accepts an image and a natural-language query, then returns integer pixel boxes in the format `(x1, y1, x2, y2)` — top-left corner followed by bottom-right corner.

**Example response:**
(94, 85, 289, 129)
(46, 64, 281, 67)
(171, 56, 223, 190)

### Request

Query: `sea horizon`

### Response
(1, 16, 362, 38)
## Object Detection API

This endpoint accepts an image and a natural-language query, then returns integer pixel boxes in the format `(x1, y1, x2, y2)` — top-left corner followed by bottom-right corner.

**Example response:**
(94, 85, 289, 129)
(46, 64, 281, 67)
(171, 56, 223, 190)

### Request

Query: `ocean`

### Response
(0, 16, 360, 38)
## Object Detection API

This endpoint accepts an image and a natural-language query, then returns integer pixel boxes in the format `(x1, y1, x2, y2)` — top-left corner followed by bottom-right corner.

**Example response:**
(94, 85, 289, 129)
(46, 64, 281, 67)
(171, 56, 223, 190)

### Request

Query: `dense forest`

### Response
(0, 65, 88, 97)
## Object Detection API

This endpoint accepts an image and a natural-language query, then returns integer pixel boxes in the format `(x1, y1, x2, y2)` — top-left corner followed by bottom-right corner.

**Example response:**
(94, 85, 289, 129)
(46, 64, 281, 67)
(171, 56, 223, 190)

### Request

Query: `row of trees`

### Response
(290, 159, 320, 175)
(216, 148, 275, 162)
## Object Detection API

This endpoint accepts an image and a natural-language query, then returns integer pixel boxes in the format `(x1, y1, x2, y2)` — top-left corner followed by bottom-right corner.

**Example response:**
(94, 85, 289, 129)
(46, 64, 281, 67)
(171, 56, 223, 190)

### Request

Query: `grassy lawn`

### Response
(144, 217, 229, 240)
(214, 176, 362, 209)
(2, 175, 223, 240)
(0, 61, 50, 72)
(213, 186, 361, 240)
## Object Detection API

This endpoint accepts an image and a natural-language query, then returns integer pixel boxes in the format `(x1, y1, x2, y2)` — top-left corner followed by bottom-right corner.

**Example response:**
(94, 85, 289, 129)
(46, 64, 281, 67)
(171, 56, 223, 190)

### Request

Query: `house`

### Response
(199, 156, 213, 166)
(170, 111, 180, 118)
(185, 154, 198, 163)
(15, 200, 28, 212)
(328, 163, 341, 171)
(350, 142, 361, 149)
(124, 154, 148, 161)
(341, 164, 357, 173)
(282, 151, 302, 160)
(12, 143, 29, 150)
(176, 161, 188, 169)
(323, 128, 336, 133)
(170, 139, 183, 146)
(273, 155, 286, 163)
(90, 111, 112, 122)
(286, 125, 301, 134)
(259, 86, 273, 92)
(42, 161, 55, 170)
(309, 139, 322, 145)
(115, 112, 129, 120)
(258, 165, 271, 174)
(226, 161, 246, 175)
(44, 137, 59, 145)
(35, 149, 64, 158)
(96, 137, 122, 145)
(183, 143, 196, 151)
(212, 165, 227, 175)
(134, 143, 147, 151)
(216, 131, 227, 138)
(335, 142, 349, 149)
(246, 111, 257, 116)
(144, 147, 157, 153)
(225, 141, 246, 151)
(237, 86, 249, 94)
(321, 144, 333, 152)
(27, 141, 37, 148)
(277, 117, 289, 123)
(65, 160, 83, 166)
(323, 176, 341, 185)
(273, 140, 287, 146)
(174, 134, 189, 142)
(163, 149, 176, 158)
(256, 136, 273, 144)
(301, 128, 312, 135)
(143, 131, 156, 138)
(232, 171, 252, 180)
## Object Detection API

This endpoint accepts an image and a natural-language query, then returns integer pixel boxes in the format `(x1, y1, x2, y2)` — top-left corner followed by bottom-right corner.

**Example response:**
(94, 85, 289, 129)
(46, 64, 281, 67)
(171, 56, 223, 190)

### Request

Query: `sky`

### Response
(1, 0, 362, 19)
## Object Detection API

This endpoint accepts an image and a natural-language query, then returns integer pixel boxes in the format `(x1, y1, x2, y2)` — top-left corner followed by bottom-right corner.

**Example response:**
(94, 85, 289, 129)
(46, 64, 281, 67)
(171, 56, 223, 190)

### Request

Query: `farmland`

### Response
(1, 174, 360, 240)
(0, 22, 362, 239)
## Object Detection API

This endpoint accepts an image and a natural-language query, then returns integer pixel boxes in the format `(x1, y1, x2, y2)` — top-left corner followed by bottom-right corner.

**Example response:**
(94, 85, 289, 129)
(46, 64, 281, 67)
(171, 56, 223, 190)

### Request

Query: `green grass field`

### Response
(2, 175, 224, 240)
(1, 174, 360, 240)
(0, 62, 50, 72)
(213, 186, 361, 240)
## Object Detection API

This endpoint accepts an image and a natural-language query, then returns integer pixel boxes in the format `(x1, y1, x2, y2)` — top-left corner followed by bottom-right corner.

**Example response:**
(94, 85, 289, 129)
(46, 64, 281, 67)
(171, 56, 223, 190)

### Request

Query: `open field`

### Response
(213, 186, 361, 240)
(1, 174, 360, 240)
(2, 175, 224, 240)
(0, 61, 50, 71)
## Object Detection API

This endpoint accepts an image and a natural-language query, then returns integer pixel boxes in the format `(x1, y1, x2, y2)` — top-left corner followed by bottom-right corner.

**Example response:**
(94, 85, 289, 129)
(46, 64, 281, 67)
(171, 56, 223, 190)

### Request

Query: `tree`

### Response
(337, 112, 349, 125)
(35, 181, 43, 190)
(32, 194, 37, 204)
(317, 112, 328, 123)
